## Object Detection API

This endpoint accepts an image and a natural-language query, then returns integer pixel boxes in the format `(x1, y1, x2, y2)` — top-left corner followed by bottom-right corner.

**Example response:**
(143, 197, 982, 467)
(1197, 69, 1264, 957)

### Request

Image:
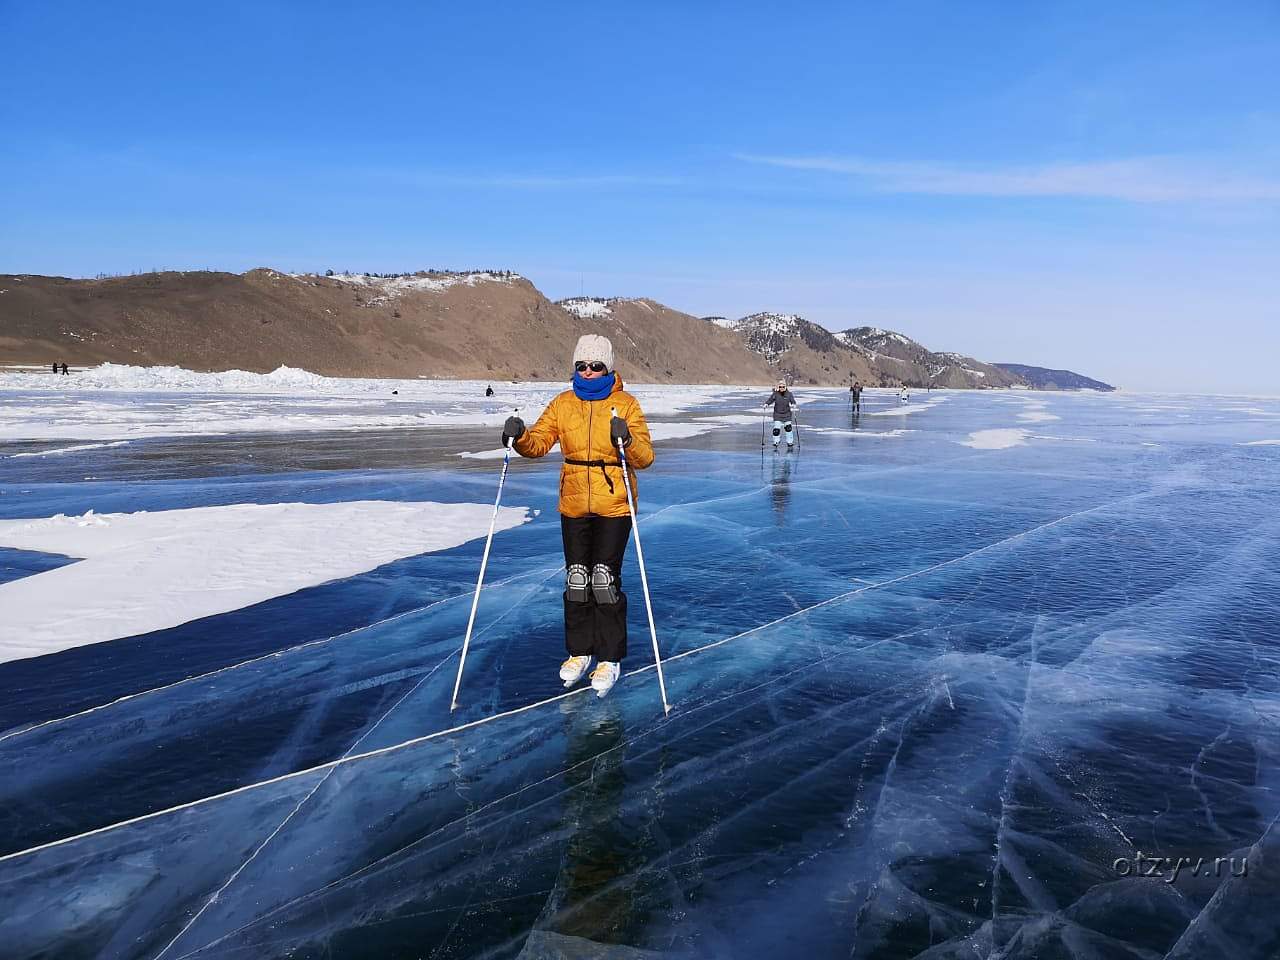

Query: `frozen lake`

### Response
(1, 383, 1279, 959)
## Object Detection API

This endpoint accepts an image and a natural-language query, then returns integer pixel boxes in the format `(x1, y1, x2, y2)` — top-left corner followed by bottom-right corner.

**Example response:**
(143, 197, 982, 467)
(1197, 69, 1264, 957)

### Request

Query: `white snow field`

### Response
(0, 364, 761, 442)
(0, 501, 531, 663)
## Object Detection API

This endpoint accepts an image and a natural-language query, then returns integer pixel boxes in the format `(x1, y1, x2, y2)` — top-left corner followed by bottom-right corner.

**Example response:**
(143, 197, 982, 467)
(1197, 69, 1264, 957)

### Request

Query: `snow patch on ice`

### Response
(959, 428, 1029, 450)
(1015, 401, 1061, 422)
(7, 441, 131, 459)
(648, 422, 723, 441)
(868, 399, 947, 417)
(0, 501, 533, 663)
(1241, 439, 1280, 446)
(696, 413, 770, 426)
(805, 427, 916, 439)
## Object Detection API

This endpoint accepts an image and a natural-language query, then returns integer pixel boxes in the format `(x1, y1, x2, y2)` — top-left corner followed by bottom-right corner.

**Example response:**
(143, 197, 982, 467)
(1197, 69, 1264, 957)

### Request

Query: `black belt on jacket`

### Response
(564, 457, 623, 493)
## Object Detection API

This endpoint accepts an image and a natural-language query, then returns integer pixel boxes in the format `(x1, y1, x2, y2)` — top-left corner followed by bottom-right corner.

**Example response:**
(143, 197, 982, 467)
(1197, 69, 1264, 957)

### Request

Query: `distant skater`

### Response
(501, 334, 654, 698)
(851, 380, 863, 414)
(765, 378, 797, 452)
(898, 386, 909, 404)
(485, 385, 494, 397)
(52, 362, 59, 374)
(60, 363, 69, 375)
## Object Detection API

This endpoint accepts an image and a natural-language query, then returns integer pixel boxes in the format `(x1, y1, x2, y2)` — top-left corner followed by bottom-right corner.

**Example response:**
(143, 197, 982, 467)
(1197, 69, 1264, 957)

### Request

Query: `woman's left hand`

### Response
(610, 416, 632, 448)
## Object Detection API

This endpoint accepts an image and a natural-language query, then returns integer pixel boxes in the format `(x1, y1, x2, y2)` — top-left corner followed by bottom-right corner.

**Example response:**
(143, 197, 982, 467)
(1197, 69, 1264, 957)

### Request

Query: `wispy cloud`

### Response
(736, 154, 1280, 203)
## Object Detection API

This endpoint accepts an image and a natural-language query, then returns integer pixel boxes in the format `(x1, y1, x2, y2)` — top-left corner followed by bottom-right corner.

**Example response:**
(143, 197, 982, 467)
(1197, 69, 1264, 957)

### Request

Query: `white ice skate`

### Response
(560, 655, 592, 688)
(590, 661, 621, 698)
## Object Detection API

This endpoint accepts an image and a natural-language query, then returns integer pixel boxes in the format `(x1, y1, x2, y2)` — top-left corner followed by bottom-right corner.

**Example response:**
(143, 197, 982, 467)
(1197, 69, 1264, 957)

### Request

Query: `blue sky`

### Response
(2, 1, 1277, 391)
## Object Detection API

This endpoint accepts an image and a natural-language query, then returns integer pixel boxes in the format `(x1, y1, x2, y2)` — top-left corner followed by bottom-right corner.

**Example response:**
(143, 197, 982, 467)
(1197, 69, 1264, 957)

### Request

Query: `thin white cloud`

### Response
(736, 154, 1280, 203)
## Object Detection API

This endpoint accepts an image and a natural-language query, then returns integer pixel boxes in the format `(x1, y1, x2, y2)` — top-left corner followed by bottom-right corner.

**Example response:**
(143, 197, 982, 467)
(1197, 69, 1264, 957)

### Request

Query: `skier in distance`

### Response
(765, 378, 797, 452)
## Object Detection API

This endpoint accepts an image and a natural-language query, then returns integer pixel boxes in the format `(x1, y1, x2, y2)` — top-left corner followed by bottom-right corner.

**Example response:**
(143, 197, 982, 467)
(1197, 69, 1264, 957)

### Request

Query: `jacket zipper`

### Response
(586, 399, 593, 515)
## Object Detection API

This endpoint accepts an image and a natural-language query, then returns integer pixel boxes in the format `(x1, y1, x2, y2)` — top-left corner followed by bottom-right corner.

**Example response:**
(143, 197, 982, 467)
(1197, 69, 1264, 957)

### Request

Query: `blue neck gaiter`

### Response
(572, 370, 615, 401)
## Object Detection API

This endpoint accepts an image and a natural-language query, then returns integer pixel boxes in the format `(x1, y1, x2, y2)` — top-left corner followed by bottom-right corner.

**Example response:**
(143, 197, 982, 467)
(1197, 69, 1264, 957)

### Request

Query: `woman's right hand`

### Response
(501, 416, 525, 446)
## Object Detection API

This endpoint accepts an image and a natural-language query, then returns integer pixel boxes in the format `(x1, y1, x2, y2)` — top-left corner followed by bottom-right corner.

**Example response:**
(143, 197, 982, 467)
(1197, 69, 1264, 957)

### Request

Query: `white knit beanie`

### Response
(572, 334, 614, 372)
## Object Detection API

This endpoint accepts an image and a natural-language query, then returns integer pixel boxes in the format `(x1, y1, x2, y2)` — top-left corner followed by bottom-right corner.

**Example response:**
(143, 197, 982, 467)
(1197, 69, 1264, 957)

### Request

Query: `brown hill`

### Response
(0, 270, 772, 383)
(717, 314, 1037, 388)
(717, 312, 878, 386)
(0, 269, 1110, 388)
(557, 298, 773, 384)
(836, 327, 1024, 389)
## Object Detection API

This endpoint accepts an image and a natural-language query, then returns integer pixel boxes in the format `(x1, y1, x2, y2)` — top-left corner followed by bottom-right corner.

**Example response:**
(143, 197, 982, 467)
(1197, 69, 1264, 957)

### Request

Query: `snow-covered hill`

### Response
(836, 327, 1024, 389)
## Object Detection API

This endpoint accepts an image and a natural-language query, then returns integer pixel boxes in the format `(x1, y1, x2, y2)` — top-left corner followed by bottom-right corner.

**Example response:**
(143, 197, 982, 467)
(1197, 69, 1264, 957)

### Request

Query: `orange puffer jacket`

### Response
(514, 374, 654, 518)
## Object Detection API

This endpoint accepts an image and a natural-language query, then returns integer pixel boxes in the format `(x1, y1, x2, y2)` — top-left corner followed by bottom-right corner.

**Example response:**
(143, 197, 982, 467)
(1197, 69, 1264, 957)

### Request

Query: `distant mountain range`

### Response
(992, 363, 1115, 391)
(708, 313, 1113, 390)
(0, 269, 1114, 389)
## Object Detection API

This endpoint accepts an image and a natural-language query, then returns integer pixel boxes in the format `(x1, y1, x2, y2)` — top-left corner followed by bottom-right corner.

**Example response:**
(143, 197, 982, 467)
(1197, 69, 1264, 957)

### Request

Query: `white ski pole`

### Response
(612, 406, 671, 715)
(450, 413, 518, 711)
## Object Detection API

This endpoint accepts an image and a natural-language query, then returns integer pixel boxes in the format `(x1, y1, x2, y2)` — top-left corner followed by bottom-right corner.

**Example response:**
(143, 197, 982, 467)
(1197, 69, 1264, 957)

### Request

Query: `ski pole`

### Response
(613, 405, 671, 715)
(760, 406, 767, 462)
(450, 412, 518, 711)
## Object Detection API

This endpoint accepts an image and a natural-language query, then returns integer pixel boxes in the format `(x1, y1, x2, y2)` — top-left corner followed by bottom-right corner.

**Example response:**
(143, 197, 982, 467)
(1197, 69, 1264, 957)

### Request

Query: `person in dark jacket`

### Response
(764, 379, 797, 451)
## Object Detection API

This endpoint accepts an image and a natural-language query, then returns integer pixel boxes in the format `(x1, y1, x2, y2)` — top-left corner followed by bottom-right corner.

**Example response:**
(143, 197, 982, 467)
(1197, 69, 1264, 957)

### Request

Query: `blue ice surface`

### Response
(1, 388, 1279, 959)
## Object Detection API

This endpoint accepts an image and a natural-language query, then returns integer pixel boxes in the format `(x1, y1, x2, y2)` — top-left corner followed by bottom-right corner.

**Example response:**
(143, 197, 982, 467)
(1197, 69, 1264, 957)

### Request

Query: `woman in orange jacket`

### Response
(501, 334, 654, 697)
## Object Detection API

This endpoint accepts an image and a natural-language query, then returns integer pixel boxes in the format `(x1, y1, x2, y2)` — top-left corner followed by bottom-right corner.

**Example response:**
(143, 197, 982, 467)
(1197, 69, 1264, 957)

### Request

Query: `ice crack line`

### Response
(155, 657, 455, 960)
(185, 628, 940, 956)
(0, 490, 1148, 865)
(159, 565, 561, 960)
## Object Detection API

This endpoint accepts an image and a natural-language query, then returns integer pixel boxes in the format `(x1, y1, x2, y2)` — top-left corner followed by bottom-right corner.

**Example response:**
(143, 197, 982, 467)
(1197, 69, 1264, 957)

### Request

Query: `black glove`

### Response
(501, 416, 525, 446)
(610, 416, 632, 448)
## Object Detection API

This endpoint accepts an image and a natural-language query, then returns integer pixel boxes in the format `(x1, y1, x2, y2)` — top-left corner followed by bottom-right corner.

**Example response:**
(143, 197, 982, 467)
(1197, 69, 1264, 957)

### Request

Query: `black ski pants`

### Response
(561, 513, 632, 663)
